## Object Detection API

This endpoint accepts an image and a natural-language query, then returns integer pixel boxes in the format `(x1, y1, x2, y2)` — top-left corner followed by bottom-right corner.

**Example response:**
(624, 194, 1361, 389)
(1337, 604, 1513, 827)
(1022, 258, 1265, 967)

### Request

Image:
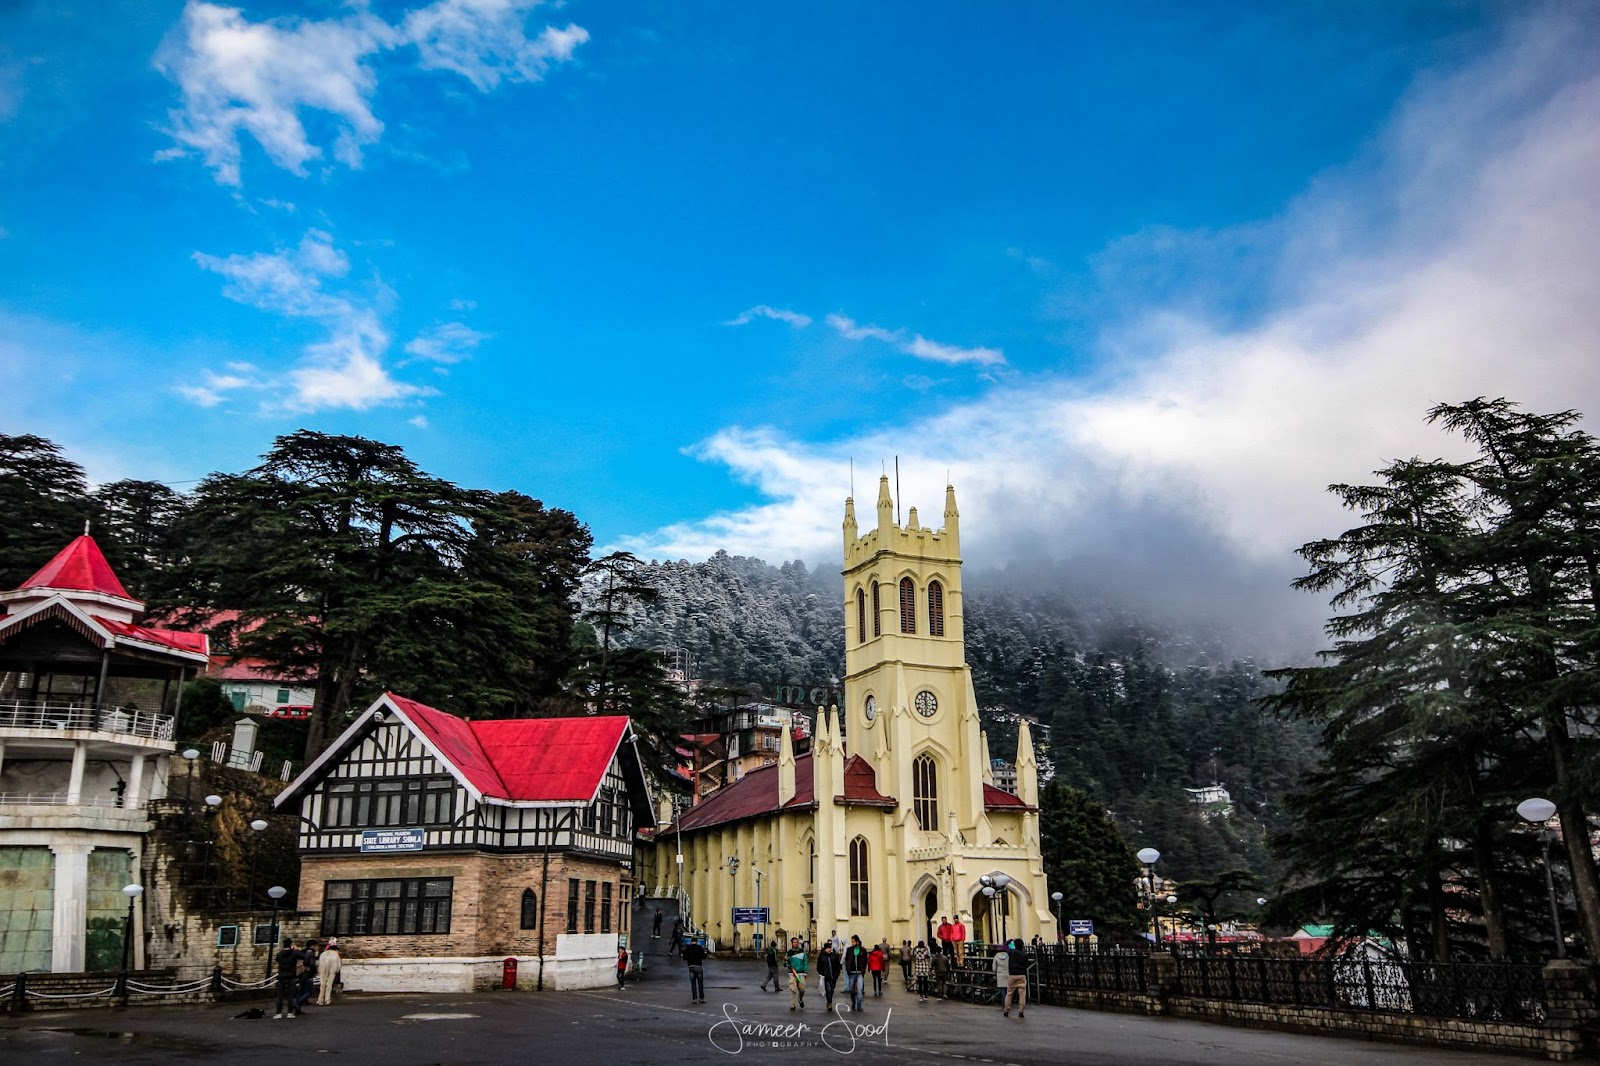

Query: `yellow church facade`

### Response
(642, 480, 1053, 950)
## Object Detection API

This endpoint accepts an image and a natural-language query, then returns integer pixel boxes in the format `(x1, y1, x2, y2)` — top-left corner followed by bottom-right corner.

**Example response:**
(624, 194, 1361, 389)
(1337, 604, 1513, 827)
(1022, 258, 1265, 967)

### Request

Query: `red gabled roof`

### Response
(97, 618, 209, 656)
(19, 536, 133, 600)
(388, 693, 630, 804)
(983, 783, 1031, 809)
(669, 753, 897, 833)
(475, 716, 631, 802)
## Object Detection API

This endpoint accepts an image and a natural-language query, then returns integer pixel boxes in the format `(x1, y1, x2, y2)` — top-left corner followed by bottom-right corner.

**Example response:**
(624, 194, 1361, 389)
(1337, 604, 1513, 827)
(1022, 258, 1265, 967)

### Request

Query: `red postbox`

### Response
(502, 957, 518, 990)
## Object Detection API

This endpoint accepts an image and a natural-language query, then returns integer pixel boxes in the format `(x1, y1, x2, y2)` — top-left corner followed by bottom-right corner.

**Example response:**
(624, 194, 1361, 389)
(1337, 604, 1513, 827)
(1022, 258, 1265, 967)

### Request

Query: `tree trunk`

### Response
(1427, 866, 1450, 961)
(1470, 818, 1509, 959)
(1544, 709, 1600, 956)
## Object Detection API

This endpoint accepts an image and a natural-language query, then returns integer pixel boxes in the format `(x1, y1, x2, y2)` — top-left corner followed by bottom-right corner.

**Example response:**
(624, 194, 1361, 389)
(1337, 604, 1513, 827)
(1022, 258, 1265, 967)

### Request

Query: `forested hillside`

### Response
(613, 553, 1322, 885)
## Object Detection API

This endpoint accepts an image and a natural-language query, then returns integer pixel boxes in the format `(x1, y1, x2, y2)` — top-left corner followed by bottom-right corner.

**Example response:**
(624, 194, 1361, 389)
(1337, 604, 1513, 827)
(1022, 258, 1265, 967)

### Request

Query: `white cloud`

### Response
(193, 230, 351, 319)
(725, 305, 812, 328)
(189, 230, 425, 412)
(405, 321, 488, 363)
(155, 0, 586, 185)
(826, 313, 1006, 366)
(825, 313, 897, 343)
(155, 2, 393, 186)
(617, 12, 1600, 650)
(404, 0, 588, 91)
(904, 334, 1005, 367)
(410, 415, 431, 429)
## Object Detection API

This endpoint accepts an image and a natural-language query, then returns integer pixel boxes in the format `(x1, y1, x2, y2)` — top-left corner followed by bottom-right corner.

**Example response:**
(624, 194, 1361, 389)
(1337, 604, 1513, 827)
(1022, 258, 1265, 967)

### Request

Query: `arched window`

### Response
(871, 582, 882, 638)
(900, 577, 916, 633)
(857, 588, 867, 644)
(912, 754, 938, 831)
(520, 888, 538, 930)
(808, 839, 816, 886)
(928, 581, 945, 637)
(849, 836, 870, 916)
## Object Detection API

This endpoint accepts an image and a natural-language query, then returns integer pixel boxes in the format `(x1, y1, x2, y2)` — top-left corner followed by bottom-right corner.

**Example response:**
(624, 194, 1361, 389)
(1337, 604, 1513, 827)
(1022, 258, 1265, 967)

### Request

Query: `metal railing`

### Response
(0, 700, 175, 740)
(0, 792, 145, 810)
(1171, 953, 1547, 1024)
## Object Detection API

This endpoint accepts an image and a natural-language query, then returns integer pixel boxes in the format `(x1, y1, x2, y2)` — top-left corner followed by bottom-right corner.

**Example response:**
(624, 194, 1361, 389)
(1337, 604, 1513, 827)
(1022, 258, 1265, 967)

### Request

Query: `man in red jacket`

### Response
(936, 915, 953, 959)
(950, 913, 968, 964)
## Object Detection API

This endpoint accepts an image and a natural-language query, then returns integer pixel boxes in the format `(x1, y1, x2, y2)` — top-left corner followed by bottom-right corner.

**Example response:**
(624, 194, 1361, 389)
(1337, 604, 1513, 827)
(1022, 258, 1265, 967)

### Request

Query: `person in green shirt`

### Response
(785, 937, 809, 1011)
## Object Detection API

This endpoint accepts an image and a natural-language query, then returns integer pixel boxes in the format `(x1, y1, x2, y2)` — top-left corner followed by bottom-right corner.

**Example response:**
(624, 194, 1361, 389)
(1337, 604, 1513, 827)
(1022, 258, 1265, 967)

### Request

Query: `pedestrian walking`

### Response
(273, 938, 302, 1019)
(1005, 938, 1030, 1019)
(992, 943, 1010, 1016)
(683, 938, 707, 1003)
(652, 909, 663, 939)
(670, 918, 682, 955)
(911, 940, 933, 1002)
(617, 946, 629, 989)
(295, 940, 320, 1010)
(817, 941, 842, 1010)
(951, 913, 968, 965)
(843, 935, 869, 1011)
(315, 940, 342, 1006)
(899, 940, 913, 986)
(786, 937, 809, 1011)
(867, 943, 886, 997)
(760, 940, 781, 991)
(932, 944, 951, 999)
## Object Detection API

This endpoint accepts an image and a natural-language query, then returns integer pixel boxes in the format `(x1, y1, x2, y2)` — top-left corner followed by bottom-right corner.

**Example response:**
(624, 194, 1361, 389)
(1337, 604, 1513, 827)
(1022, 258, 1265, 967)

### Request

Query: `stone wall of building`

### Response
(0, 846, 53, 973)
(291, 851, 628, 992)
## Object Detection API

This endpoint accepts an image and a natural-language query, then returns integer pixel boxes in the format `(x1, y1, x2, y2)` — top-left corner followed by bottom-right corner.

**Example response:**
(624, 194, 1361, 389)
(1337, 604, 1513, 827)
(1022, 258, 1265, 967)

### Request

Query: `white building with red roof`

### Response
(274, 692, 654, 991)
(0, 534, 209, 974)
(640, 482, 1053, 954)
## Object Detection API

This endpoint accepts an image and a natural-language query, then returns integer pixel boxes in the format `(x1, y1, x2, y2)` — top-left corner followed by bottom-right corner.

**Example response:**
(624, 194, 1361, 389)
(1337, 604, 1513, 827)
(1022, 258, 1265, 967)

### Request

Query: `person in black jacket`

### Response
(273, 939, 301, 1019)
(683, 939, 708, 1004)
(1004, 939, 1030, 1018)
(815, 942, 843, 1010)
(842, 935, 869, 1011)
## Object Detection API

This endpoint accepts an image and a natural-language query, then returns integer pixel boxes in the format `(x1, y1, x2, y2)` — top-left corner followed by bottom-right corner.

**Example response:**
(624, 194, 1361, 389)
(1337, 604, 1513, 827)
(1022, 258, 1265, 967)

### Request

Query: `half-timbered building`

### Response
(274, 692, 653, 991)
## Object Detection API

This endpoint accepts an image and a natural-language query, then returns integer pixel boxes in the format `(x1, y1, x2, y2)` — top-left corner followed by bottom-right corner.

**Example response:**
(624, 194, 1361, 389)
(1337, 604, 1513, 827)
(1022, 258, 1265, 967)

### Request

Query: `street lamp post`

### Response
(993, 873, 1012, 944)
(247, 818, 269, 905)
(200, 794, 222, 885)
(1050, 891, 1064, 943)
(115, 883, 144, 1006)
(265, 886, 287, 979)
(753, 867, 765, 955)
(181, 748, 200, 811)
(1136, 848, 1162, 948)
(1518, 797, 1565, 959)
(727, 856, 741, 952)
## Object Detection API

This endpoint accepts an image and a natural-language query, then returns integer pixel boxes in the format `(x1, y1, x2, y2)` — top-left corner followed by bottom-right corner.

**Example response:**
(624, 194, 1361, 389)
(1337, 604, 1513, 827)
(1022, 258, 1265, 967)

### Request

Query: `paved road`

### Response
(0, 959, 1546, 1065)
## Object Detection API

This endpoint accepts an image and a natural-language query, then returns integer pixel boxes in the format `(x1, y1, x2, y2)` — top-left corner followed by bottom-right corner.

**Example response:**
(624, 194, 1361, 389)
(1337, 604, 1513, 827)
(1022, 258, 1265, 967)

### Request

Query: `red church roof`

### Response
(983, 783, 1031, 809)
(19, 536, 133, 600)
(669, 753, 897, 834)
(388, 693, 631, 803)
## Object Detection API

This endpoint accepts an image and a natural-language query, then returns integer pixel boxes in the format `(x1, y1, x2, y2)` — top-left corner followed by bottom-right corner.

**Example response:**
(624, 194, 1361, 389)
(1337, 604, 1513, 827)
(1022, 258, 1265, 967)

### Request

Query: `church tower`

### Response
(842, 478, 987, 841)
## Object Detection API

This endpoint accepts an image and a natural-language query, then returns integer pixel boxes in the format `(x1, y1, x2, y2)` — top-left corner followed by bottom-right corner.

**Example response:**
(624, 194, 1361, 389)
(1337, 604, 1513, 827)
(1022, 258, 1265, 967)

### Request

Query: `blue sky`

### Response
(4, 2, 1599, 644)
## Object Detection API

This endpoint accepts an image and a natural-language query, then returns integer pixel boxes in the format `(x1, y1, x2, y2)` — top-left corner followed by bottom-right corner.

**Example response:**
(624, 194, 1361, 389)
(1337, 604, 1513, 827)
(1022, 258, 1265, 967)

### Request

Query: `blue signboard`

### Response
(360, 828, 425, 853)
(732, 907, 770, 925)
(1068, 919, 1094, 937)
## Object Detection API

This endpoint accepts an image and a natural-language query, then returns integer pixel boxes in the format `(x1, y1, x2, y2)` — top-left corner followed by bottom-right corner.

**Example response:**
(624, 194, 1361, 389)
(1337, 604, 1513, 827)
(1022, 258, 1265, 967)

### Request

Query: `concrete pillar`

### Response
(50, 843, 92, 972)
(125, 754, 146, 810)
(0, 739, 7, 779)
(66, 742, 87, 804)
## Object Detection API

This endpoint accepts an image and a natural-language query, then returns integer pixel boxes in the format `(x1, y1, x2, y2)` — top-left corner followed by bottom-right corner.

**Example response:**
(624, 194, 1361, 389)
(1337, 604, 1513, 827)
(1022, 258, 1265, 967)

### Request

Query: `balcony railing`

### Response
(0, 700, 175, 741)
(0, 791, 146, 810)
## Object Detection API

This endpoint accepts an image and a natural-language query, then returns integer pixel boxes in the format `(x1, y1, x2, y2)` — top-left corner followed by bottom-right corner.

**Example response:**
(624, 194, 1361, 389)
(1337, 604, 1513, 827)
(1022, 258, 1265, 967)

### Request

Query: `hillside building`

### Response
(641, 480, 1053, 949)
(0, 535, 209, 973)
(274, 693, 653, 991)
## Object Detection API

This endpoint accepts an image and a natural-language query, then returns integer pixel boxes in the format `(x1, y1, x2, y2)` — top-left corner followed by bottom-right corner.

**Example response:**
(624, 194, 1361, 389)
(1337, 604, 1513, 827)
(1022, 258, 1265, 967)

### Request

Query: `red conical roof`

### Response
(19, 536, 133, 600)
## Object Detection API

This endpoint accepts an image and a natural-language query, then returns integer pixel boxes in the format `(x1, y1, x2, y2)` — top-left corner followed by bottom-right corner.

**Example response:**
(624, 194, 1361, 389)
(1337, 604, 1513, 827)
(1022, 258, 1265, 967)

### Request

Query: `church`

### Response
(642, 479, 1052, 950)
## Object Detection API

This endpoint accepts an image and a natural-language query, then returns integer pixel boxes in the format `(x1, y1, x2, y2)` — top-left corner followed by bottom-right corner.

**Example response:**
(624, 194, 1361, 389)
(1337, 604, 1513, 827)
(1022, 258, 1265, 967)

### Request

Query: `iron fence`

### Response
(1171, 953, 1548, 1024)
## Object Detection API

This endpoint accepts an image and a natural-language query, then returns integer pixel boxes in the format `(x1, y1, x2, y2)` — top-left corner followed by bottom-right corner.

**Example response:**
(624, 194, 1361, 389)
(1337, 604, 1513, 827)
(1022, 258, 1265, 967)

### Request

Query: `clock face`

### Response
(915, 690, 938, 718)
(864, 695, 878, 722)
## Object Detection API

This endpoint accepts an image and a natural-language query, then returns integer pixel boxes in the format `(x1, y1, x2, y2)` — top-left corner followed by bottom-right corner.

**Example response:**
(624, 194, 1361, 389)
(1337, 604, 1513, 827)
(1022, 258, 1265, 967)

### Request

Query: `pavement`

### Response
(0, 957, 1554, 1065)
